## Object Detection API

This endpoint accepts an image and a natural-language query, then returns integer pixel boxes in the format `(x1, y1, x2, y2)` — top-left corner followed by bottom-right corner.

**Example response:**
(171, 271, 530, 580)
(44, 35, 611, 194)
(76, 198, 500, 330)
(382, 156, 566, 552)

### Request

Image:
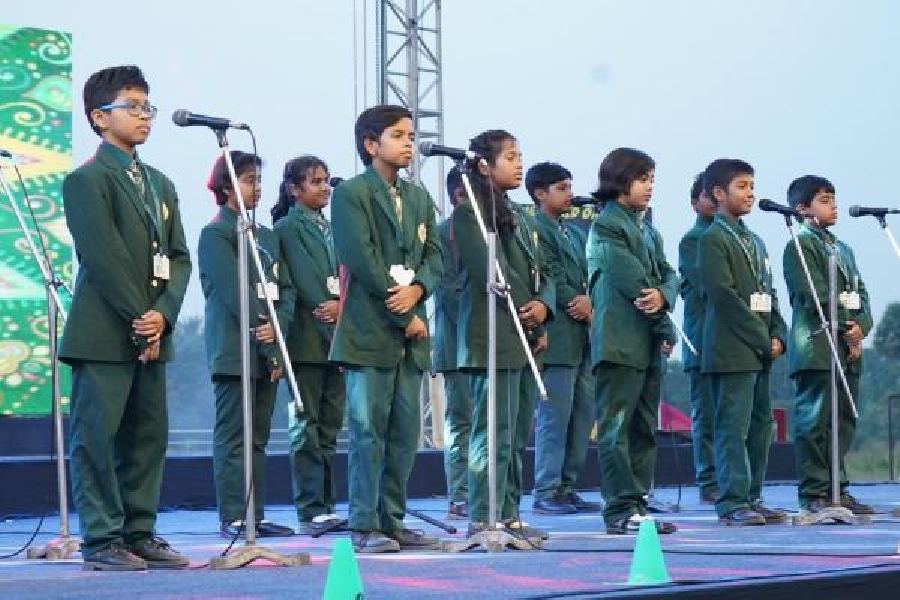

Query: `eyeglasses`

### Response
(99, 101, 158, 119)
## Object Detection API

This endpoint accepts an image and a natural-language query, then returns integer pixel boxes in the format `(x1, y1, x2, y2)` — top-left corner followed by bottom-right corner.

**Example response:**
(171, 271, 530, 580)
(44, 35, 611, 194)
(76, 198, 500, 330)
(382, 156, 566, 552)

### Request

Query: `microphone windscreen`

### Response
(848, 205, 862, 217)
(171, 109, 191, 126)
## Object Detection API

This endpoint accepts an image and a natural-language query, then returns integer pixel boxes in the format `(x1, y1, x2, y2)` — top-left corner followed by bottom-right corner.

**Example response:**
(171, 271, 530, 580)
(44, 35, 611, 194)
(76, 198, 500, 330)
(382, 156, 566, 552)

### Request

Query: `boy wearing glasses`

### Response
(60, 65, 192, 570)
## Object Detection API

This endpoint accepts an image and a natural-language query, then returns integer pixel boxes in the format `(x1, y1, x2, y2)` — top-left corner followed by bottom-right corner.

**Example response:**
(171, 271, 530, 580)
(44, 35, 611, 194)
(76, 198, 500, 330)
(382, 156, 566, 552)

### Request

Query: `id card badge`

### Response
(257, 281, 280, 301)
(839, 291, 861, 311)
(750, 292, 772, 313)
(153, 254, 170, 280)
(389, 264, 415, 287)
(326, 275, 340, 296)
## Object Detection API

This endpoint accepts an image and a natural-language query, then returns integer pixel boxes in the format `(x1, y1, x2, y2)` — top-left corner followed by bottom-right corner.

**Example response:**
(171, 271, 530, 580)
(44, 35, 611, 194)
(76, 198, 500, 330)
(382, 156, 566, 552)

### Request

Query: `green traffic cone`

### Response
(626, 518, 670, 586)
(323, 538, 364, 599)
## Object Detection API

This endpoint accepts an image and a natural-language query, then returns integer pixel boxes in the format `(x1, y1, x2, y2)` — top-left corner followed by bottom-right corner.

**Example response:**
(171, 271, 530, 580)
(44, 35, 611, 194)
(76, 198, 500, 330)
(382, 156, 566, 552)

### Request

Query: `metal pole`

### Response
(889, 394, 895, 482)
(48, 294, 68, 537)
(487, 232, 498, 528)
(828, 253, 840, 506)
(236, 203, 256, 545)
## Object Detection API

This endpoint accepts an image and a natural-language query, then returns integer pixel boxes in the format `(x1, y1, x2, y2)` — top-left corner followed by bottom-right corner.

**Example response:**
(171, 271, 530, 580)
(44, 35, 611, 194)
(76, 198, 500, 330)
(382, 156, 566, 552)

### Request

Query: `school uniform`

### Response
(432, 210, 472, 507)
(61, 142, 191, 557)
(586, 201, 678, 528)
(329, 167, 442, 537)
(275, 203, 346, 525)
(782, 223, 872, 508)
(532, 211, 596, 507)
(697, 213, 786, 519)
(198, 205, 296, 527)
(678, 215, 716, 498)
(453, 197, 555, 525)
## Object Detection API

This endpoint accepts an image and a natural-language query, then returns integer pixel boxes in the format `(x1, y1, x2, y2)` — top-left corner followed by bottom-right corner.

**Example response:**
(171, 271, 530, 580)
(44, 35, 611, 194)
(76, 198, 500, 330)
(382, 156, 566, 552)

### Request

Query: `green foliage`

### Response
(874, 302, 900, 360)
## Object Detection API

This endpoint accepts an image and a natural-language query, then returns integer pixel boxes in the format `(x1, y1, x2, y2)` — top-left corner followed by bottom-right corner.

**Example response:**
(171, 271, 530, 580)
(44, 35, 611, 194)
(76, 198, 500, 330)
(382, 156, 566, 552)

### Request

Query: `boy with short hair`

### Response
(697, 158, 787, 526)
(678, 173, 718, 503)
(527, 162, 601, 515)
(783, 175, 873, 515)
(61, 65, 191, 570)
(330, 105, 442, 553)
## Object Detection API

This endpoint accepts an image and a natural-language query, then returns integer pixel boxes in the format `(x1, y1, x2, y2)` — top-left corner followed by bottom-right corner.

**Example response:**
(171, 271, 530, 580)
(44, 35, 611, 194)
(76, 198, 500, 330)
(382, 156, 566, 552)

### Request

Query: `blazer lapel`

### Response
(109, 163, 152, 231)
(365, 170, 403, 238)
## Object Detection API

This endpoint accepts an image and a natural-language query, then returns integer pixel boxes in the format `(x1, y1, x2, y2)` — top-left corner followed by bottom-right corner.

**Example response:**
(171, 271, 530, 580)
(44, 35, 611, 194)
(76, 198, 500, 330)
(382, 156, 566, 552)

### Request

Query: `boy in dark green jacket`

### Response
(587, 148, 679, 535)
(678, 174, 718, 503)
(330, 105, 442, 553)
(272, 155, 347, 533)
(199, 151, 296, 539)
(783, 175, 873, 515)
(433, 166, 472, 519)
(697, 158, 787, 526)
(527, 162, 601, 516)
(61, 66, 191, 570)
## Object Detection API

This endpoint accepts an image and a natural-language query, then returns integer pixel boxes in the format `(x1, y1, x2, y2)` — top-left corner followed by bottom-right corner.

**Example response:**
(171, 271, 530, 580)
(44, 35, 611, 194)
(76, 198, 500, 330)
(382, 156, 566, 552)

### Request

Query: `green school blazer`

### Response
(275, 204, 338, 365)
(198, 206, 296, 378)
(452, 197, 555, 371)
(432, 214, 462, 373)
(782, 224, 873, 376)
(534, 211, 589, 367)
(60, 142, 191, 363)
(678, 216, 712, 371)
(586, 201, 678, 371)
(329, 167, 442, 371)
(697, 213, 787, 374)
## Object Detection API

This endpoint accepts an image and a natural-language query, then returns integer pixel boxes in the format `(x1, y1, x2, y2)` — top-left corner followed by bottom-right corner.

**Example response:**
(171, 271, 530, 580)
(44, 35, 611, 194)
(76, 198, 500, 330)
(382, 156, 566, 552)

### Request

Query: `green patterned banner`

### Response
(0, 25, 72, 415)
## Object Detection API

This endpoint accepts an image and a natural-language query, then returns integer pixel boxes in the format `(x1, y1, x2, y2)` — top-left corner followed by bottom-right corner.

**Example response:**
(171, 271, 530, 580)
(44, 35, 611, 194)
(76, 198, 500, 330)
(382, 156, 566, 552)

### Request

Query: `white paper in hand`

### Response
(389, 264, 415, 286)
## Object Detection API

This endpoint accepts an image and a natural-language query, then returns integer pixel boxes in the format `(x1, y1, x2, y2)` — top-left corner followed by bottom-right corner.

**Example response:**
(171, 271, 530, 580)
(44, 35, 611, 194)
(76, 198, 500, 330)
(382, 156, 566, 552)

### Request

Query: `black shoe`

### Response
(750, 501, 787, 524)
(533, 495, 577, 515)
(719, 508, 766, 526)
(298, 514, 348, 536)
(504, 520, 550, 541)
(257, 520, 295, 537)
(564, 492, 604, 513)
(82, 542, 147, 571)
(841, 493, 875, 515)
(351, 530, 400, 553)
(447, 501, 468, 520)
(127, 536, 189, 569)
(386, 528, 439, 550)
(606, 514, 676, 535)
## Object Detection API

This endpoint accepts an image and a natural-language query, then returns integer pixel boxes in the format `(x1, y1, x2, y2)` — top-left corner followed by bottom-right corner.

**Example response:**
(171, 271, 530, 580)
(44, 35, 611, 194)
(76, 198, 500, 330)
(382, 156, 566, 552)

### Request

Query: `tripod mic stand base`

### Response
(791, 506, 868, 526)
(26, 535, 81, 560)
(210, 544, 311, 570)
(440, 527, 542, 553)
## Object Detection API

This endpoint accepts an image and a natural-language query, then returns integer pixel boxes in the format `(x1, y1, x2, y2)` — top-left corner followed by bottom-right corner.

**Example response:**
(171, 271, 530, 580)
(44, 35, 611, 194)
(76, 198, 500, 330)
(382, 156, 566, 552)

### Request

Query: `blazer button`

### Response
(151, 279, 158, 287)
(152, 241, 159, 249)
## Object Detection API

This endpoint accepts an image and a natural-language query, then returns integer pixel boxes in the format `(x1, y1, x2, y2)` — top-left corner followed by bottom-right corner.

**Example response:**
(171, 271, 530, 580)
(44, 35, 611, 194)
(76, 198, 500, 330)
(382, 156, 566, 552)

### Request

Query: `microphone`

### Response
(418, 141, 481, 161)
(329, 176, 345, 188)
(172, 109, 249, 131)
(758, 198, 799, 218)
(0, 148, 11, 158)
(849, 205, 900, 218)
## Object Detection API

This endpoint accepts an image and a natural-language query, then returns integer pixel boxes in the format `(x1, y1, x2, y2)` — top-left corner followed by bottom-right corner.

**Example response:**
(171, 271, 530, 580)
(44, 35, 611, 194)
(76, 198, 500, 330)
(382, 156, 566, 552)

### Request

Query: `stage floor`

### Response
(2, 483, 899, 599)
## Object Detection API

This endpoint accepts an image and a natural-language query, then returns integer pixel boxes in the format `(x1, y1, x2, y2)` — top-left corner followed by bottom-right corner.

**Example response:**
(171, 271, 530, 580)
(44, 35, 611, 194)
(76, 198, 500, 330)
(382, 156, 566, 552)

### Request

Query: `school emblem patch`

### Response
(418, 222, 427, 243)
(161, 201, 170, 221)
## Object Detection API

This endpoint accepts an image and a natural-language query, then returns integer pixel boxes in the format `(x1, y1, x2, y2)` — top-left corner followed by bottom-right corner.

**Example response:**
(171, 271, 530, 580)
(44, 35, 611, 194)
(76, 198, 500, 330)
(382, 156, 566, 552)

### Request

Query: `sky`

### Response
(5, 0, 900, 339)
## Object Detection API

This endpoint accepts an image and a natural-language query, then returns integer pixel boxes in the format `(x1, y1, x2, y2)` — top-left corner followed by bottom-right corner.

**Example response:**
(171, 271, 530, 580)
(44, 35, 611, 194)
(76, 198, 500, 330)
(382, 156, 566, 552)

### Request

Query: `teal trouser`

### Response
(534, 352, 597, 500)
(69, 360, 168, 555)
(442, 370, 472, 504)
(504, 370, 538, 519)
(594, 361, 660, 524)
(212, 375, 277, 523)
(467, 368, 522, 523)
(345, 352, 423, 533)
(792, 369, 857, 505)
(287, 362, 346, 522)
(688, 368, 717, 493)
(708, 370, 775, 517)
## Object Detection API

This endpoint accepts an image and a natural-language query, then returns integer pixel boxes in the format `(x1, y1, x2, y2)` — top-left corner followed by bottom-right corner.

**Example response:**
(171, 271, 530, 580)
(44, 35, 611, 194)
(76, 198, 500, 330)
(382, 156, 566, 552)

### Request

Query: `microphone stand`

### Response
(777, 215, 865, 526)
(0, 162, 80, 560)
(874, 214, 900, 261)
(442, 161, 546, 553)
(204, 129, 309, 569)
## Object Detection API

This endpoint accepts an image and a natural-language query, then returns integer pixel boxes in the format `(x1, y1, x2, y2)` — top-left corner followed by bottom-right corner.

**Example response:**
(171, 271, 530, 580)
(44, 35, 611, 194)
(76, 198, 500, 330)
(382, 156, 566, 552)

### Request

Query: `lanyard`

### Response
(135, 162, 167, 253)
(718, 217, 766, 290)
(800, 224, 853, 287)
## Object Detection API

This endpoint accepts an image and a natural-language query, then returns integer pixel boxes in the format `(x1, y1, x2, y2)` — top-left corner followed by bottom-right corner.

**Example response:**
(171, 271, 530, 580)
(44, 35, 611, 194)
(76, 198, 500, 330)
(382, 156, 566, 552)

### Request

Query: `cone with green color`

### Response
(323, 538, 364, 599)
(627, 518, 670, 585)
